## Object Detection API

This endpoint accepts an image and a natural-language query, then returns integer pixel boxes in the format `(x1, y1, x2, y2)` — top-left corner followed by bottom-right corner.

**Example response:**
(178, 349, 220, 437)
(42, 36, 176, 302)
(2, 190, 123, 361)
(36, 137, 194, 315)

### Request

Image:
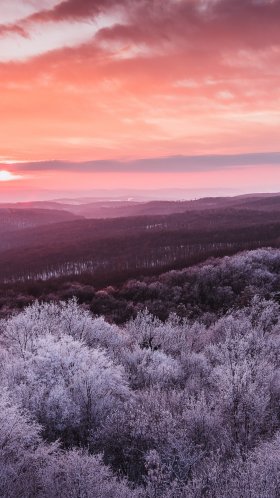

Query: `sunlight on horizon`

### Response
(0, 170, 23, 182)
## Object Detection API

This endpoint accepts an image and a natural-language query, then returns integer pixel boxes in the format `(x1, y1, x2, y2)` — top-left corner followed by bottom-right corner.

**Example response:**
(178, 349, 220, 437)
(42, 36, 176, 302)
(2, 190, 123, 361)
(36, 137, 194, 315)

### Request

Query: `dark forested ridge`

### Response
(1, 203, 280, 282)
(2, 193, 280, 312)
(1, 247, 280, 322)
(0, 207, 82, 233)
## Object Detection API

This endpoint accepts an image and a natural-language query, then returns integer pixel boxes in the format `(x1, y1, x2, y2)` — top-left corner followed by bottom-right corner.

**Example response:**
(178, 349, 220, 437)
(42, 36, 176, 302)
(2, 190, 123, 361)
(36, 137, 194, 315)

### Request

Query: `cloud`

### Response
(2, 0, 280, 50)
(0, 0, 124, 39)
(9, 152, 280, 174)
(27, 0, 118, 23)
(1, 1, 280, 69)
(0, 24, 29, 38)
(0, 1, 280, 163)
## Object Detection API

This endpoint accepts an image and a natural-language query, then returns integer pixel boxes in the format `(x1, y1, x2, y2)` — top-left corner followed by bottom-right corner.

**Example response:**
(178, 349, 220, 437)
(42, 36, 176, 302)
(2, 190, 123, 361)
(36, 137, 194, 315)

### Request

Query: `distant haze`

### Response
(0, 187, 277, 204)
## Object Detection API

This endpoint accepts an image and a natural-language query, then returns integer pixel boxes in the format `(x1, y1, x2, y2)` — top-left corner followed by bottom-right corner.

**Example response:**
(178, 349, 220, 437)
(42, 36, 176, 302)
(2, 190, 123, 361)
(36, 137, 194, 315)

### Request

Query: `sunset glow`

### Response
(0, 170, 23, 182)
(0, 0, 280, 198)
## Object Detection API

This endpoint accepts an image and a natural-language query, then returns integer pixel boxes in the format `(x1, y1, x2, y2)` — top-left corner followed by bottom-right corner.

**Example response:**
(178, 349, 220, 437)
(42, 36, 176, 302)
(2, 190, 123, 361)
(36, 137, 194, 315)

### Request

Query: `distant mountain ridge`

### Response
(0, 208, 83, 234)
(1, 192, 280, 219)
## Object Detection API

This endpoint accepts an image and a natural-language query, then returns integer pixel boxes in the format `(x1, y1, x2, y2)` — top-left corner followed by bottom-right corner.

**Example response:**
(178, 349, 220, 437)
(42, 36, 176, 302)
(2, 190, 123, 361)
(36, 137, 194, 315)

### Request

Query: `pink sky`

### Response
(0, 0, 280, 198)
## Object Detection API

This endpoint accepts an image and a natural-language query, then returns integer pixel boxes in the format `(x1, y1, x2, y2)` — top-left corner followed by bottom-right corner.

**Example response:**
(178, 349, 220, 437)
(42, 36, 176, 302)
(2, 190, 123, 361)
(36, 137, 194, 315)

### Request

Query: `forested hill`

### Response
(1, 247, 280, 323)
(0, 208, 83, 233)
(1, 206, 280, 282)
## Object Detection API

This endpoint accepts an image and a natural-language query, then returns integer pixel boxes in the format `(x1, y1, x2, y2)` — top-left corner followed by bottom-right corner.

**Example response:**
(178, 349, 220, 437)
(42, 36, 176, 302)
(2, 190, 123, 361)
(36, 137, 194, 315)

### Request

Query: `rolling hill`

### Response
(0, 208, 83, 234)
(1, 203, 280, 282)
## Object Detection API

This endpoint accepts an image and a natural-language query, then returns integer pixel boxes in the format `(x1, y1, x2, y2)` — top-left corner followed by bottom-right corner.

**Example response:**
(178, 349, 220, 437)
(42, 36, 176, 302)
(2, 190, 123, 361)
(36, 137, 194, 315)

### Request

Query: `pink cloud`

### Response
(0, 0, 279, 174)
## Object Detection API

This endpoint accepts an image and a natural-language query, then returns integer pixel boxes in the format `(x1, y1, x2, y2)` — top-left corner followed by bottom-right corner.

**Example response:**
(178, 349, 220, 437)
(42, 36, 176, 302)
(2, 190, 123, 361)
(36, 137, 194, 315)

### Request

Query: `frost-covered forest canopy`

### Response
(2, 248, 280, 496)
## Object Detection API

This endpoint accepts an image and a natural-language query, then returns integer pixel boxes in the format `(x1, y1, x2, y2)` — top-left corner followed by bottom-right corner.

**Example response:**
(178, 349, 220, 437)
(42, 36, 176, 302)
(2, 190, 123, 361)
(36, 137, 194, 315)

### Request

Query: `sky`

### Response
(0, 0, 280, 200)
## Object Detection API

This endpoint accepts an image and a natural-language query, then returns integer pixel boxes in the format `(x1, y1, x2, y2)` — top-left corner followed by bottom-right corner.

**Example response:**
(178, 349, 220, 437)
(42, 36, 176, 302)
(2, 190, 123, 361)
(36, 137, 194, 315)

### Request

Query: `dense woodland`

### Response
(1, 247, 280, 323)
(0, 208, 81, 233)
(2, 196, 280, 496)
(2, 204, 280, 283)
(1, 248, 280, 496)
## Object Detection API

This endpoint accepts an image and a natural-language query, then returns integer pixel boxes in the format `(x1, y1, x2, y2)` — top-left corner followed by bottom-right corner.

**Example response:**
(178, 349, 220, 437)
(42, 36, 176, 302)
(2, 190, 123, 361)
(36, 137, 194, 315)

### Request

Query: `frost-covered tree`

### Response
(3, 334, 129, 444)
(0, 298, 124, 358)
(0, 390, 57, 497)
(41, 449, 141, 498)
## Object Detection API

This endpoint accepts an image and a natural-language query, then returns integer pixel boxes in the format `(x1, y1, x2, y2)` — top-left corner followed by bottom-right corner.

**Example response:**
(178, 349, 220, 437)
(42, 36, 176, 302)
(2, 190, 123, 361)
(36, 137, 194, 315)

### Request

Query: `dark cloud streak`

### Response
(8, 152, 280, 174)
(1, 0, 280, 53)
